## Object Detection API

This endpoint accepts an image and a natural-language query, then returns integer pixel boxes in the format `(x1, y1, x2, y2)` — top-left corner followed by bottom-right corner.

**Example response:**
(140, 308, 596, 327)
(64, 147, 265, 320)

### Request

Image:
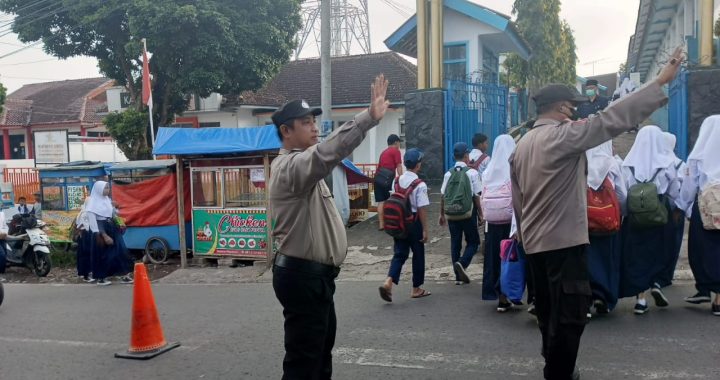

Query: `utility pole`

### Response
(321, 0, 332, 133)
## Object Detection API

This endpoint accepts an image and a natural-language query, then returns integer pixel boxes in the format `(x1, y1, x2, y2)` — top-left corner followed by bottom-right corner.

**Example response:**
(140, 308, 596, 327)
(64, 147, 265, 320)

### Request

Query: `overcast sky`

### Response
(1, 0, 642, 94)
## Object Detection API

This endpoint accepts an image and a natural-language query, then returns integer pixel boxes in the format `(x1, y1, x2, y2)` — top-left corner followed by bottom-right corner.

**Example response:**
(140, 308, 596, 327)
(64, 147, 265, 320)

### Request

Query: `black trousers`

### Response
(527, 245, 592, 380)
(273, 265, 338, 380)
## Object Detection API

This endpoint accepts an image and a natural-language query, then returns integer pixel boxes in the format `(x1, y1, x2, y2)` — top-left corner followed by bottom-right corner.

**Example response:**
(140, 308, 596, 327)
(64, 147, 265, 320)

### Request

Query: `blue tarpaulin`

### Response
(152, 126, 370, 184)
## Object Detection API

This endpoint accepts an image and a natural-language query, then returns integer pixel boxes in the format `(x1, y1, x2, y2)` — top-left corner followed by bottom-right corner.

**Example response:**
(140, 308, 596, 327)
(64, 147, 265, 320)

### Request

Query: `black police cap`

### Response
(532, 84, 588, 107)
(271, 99, 322, 127)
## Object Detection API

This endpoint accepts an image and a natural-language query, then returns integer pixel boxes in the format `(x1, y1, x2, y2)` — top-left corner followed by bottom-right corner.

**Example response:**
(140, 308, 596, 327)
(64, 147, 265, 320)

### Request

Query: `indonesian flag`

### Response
(142, 40, 153, 108)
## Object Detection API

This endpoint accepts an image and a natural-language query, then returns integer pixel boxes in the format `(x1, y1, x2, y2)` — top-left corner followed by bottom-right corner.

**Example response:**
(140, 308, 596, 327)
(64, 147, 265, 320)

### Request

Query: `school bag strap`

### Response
(394, 178, 423, 195)
(629, 166, 663, 183)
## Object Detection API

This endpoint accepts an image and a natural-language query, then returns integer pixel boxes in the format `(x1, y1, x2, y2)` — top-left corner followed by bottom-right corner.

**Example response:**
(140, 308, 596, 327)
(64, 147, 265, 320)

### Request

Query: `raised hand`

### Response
(656, 46, 684, 86)
(369, 74, 390, 122)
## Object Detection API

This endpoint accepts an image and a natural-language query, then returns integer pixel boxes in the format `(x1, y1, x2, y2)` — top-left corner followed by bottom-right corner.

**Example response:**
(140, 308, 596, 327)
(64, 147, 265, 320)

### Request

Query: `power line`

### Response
(0, 57, 56, 65)
(0, 1, 63, 34)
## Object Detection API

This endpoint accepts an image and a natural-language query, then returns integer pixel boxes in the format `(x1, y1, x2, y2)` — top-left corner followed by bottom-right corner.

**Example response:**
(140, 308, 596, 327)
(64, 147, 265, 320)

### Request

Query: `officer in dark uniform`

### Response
(577, 79, 610, 119)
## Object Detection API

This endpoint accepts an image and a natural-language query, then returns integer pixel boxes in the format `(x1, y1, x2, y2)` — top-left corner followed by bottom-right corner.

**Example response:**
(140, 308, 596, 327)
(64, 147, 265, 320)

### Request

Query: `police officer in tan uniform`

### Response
(269, 75, 389, 379)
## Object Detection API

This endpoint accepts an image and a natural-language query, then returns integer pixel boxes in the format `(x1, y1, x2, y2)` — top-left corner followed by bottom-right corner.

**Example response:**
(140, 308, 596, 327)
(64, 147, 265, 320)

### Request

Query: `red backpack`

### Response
(383, 178, 423, 239)
(587, 177, 621, 235)
(468, 153, 488, 171)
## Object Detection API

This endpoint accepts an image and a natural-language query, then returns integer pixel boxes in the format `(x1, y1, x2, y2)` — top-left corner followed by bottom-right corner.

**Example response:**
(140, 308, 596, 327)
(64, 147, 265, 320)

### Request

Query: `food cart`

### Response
(36, 161, 108, 246)
(107, 160, 192, 263)
(152, 125, 372, 266)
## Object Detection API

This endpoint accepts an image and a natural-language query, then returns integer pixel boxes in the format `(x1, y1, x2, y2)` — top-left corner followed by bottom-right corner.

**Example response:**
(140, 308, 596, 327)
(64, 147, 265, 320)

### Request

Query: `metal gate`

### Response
(668, 69, 689, 160)
(444, 80, 508, 170)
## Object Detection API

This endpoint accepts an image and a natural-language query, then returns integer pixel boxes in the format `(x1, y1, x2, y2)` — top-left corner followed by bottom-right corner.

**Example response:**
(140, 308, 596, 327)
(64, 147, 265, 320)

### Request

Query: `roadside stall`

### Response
(152, 126, 372, 265)
(35, 161, 108, 246)
(107, 160, 192, 263)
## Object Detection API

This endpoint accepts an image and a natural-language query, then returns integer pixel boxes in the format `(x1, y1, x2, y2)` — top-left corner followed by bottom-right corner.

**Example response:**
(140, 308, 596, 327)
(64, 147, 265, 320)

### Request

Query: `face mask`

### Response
(585, 89, 596, 97)
(561, 105, 579, 121)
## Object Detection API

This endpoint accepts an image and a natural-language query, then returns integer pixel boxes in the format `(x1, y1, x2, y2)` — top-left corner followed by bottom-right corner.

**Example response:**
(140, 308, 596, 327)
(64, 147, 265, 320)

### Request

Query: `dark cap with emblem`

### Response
(586, 79, 599, 87)
(271, 99, 322, 127)
(404, 148, 424, 169)
(453, 142, 471, 156)
(532, 84, 588, 107)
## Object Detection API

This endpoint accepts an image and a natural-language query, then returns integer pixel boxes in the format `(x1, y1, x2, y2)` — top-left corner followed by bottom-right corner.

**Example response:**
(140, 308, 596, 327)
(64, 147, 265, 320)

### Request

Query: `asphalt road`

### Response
(0, 281, 717, 380)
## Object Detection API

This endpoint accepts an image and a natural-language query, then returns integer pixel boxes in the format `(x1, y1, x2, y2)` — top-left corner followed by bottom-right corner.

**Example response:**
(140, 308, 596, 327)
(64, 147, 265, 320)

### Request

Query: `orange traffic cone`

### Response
(115, 263, 180, 360)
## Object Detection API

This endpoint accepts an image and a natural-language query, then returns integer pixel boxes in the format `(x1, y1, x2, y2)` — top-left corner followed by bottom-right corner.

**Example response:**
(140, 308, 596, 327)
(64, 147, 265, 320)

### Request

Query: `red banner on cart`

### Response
(113, 173, 191, 227)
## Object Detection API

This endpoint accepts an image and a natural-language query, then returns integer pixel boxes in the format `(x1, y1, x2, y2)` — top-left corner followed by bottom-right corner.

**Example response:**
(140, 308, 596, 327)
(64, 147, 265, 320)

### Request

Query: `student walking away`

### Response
(375, 134, 404, 230)
(675, 115, 720, 316)
(585, 141, 626, 315)
(656, 132, 687, 290)
(439, 142, 482, 285)
(269, 75, 390, 380)
(510, 47, 682, 380)
(577, 79, 609, 119)
(379, 148, 430, 301)
(479, 135, 516, 311)
(619, 126, 683, 314)
(84, 181, 134, 286)
(469, 133, 491, 177)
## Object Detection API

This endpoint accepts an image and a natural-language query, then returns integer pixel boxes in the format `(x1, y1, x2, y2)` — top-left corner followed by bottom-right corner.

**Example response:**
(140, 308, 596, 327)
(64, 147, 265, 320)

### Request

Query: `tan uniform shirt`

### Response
(510, 82, 667, 254)
(269, 111, 378, 266)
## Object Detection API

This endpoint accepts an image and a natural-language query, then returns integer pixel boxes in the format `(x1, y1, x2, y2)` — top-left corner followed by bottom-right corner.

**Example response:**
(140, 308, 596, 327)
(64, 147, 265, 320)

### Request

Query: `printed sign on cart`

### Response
(193, 209, 269, 257)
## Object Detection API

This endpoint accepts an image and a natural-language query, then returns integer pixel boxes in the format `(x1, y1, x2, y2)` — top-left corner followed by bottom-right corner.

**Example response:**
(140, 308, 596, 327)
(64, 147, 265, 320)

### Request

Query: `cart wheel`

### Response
(144, 237, 170, 264)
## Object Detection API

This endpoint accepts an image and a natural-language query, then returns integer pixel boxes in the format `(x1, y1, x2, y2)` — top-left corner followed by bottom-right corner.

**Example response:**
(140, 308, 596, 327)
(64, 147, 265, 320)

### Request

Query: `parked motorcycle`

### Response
(4, 214, 52, 277)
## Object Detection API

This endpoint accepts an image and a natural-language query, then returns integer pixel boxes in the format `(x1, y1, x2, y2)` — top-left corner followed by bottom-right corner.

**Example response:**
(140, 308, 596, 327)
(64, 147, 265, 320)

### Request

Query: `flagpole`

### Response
(142, 38, 156, 151)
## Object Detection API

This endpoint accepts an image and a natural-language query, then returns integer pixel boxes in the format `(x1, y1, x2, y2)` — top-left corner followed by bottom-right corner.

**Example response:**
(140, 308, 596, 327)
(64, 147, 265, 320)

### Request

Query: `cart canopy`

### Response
(152, 126, 370, 184)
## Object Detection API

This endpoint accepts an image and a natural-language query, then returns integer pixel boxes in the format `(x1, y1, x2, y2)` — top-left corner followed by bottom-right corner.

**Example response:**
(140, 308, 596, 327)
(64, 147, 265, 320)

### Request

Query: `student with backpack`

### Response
(585, 141, 626, 315)
(656, 132, 687, 290)
(439, 142, 482, 285)
(479, 135, 516, 311)
(379, 148, 431, 302)
(675, 115, 720, 316)
(469, 133, 491, 177)
(619, 125, 682, 315)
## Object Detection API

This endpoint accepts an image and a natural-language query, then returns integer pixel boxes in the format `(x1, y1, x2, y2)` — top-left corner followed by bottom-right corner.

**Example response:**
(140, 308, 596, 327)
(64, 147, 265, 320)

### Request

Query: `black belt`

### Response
(274, 254, 340, 278)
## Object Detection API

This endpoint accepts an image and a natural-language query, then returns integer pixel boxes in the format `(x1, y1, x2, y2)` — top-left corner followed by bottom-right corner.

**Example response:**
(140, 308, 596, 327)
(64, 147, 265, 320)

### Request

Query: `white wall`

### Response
(106, 86, 125, 112)
(69, 141, 128, 162)
(443, 8, 499, 76)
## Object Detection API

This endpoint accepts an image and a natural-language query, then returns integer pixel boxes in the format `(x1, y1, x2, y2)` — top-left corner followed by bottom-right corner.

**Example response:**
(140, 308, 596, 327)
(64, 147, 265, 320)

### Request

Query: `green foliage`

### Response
(104, 109, 153, 160)
(505, 0, 577, 93)
(715, 13, 720, 37)
(0, 81, 6, 114)
(0, 0, 302, 128)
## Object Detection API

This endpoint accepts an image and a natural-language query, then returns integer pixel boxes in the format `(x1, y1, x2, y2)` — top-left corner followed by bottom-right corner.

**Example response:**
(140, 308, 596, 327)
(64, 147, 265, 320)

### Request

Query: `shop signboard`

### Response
(193, 208, 269, 258)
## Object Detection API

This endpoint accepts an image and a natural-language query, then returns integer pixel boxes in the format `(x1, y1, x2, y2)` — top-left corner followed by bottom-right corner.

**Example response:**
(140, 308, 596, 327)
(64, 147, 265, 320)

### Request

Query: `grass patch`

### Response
(50, 243, 76, 268)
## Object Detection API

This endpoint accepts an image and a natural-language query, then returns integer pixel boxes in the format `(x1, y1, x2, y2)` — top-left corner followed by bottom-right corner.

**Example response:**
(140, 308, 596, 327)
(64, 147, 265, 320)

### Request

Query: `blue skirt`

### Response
(587, 233, 621, 310)
(619, 216, 672, 298)
(91, 220, 133, 280)
(76, 231, 94, 277)
(482, 223, 510, 300)
(688, 201, 720, 294)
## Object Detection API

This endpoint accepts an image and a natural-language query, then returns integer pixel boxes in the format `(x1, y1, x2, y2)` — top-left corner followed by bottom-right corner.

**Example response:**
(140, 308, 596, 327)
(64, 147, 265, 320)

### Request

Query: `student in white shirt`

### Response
(379, 149, 431, 301)
(469, 133, 491, 177)
(675, 115, 720, 315)
(585, 140, 626, 315)
(619, 125, 682, 315)
(439, 142, 482, 285)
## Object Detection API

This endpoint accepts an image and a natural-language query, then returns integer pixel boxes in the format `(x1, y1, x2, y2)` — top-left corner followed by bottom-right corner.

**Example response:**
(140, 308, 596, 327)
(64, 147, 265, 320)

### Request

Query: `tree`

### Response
(0, 0, 302, 156)
(105, 109, 153, 160)
(502, 0, 577, 95)
(0, 81, 6, 114)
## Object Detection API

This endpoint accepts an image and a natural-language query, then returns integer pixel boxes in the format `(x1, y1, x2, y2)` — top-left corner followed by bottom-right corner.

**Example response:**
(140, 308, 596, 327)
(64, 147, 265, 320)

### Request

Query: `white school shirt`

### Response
(391, 171, 430, 213)
(622, 164, 680, 206)
(676, 168, 710, 217)
(469, 149, 491, 176)
(441, 162, 482, 196)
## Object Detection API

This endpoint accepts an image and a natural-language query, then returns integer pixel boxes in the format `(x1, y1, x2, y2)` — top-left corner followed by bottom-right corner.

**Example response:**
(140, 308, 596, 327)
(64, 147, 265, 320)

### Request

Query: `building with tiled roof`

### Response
(0, 77, 115, 160)
(161, 52, 417, 165)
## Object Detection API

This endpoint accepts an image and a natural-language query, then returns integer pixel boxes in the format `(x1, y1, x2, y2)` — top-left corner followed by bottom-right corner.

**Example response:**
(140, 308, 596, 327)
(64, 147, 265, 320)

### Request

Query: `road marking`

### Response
(0, 336, 199, 351)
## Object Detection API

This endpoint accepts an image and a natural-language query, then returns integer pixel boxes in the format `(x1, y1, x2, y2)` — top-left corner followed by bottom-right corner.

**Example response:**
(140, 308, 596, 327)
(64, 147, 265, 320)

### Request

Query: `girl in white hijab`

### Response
(676, 115, 720, 315)
(480, 135, 517, 311)
(585, 140, 626, 315)
(81, 181, 133, 286)
(619, 125, 681, 315)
